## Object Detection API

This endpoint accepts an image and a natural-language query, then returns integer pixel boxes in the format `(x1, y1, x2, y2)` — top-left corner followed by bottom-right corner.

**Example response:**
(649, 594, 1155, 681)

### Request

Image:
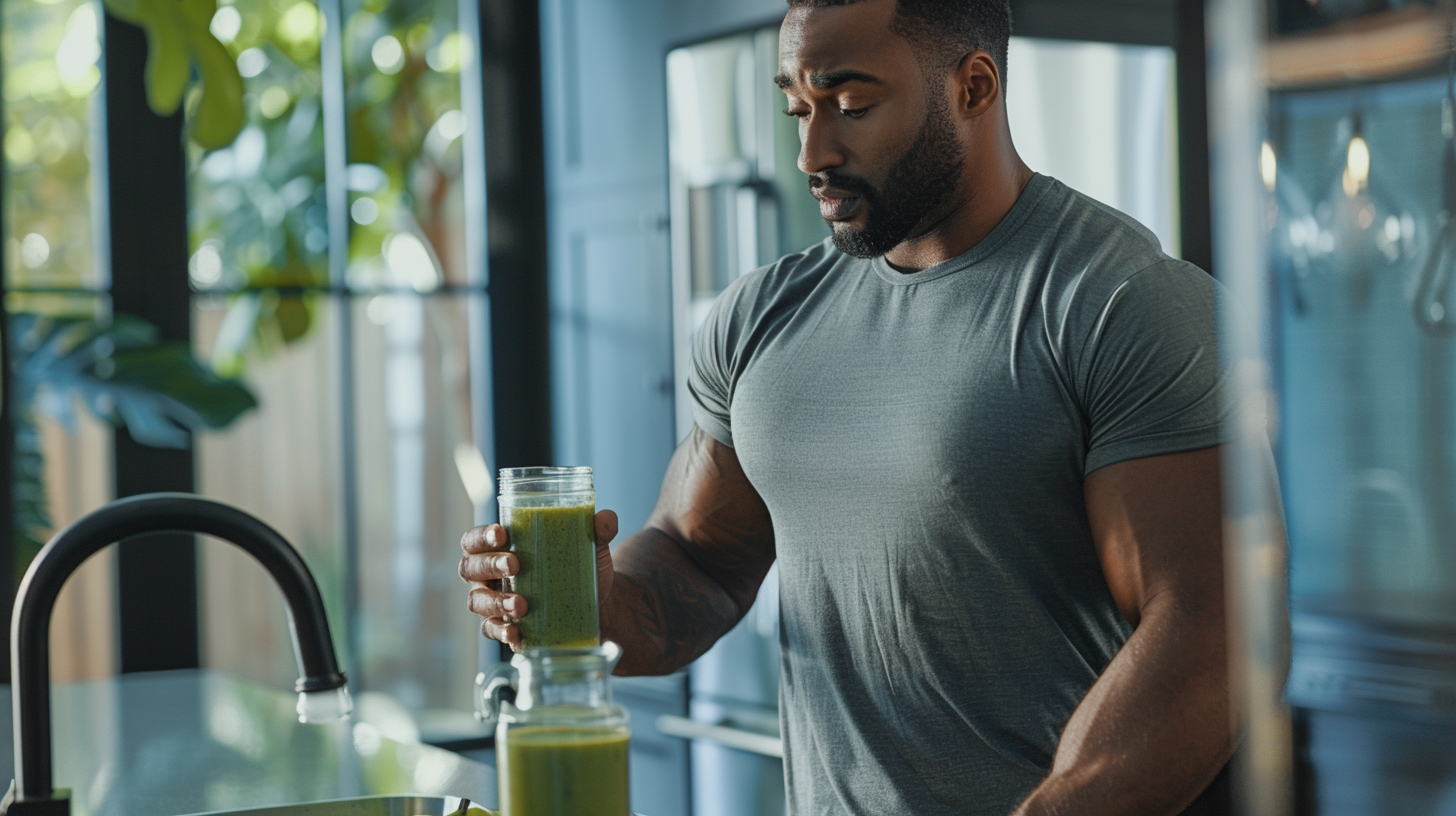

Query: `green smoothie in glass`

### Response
(498, 467, 601, 649)
(505, 503, 599, 648)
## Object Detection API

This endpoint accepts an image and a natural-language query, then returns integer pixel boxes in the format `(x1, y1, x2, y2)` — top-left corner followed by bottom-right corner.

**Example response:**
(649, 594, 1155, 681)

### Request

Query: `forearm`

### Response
(601, 525, 747, 676)
(1013, 597, 1233, 816)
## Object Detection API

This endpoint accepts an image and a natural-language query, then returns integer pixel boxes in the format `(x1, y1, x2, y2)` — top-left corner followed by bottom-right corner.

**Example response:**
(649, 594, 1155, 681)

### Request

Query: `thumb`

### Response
(594, 508, 619, 547)
(594, 509, 618, 586)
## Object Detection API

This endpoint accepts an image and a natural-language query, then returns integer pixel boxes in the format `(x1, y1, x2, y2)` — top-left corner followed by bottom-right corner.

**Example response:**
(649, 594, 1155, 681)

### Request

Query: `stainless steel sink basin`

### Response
(184, 794, 646, 816)
(185, 795, 470, 816)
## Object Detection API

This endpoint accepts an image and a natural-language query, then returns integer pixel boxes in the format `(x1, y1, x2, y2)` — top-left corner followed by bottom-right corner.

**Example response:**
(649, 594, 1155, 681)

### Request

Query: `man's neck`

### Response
(883, 153, 1036, 273)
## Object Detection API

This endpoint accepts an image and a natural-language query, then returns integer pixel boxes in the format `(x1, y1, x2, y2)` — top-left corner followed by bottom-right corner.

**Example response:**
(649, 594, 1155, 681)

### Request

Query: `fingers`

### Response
(461, 524, 509, 555)
(459, 551, 519, 584)
(480, 616, 522, 651)
(595, 509, 619, 547)
(462, 512, 619, 654)
(468, 584, 528, 620)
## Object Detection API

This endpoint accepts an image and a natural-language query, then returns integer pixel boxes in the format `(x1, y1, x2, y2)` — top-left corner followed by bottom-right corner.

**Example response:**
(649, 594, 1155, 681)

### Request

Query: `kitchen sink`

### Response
(183, 795, 647, 816)
(183, 795, 470, 816)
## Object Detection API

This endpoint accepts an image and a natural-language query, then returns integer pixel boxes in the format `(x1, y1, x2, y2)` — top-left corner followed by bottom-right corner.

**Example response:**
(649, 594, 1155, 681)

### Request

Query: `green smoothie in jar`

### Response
(499, 725, 631, 816)
(499, 467, 600, 649)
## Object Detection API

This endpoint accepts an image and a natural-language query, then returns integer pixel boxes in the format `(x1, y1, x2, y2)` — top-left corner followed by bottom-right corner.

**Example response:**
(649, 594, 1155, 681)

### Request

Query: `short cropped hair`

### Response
(787, 0, 1013, 82)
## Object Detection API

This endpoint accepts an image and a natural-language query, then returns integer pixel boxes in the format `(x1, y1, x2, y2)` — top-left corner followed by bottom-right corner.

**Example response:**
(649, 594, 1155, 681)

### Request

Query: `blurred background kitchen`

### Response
(2, 0, 1453, 813)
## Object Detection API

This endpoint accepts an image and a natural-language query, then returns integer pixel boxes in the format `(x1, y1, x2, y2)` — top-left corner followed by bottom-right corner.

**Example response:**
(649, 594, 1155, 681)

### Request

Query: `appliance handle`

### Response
(655, 715, 784, 759)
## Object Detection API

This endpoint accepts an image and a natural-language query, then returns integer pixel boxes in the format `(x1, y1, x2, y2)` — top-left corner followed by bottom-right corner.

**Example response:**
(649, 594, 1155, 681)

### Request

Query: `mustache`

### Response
(808, 170, 877, 199)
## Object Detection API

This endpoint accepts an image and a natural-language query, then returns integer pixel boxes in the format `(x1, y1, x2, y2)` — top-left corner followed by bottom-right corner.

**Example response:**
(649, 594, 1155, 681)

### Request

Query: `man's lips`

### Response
(814, 190, 863, 221)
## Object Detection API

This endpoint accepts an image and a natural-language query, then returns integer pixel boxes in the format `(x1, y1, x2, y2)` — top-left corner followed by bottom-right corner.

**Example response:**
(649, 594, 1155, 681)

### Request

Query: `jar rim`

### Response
(499, 466, 593, 481)
(498, 466, 594, 496)
(514, 641, 622, 673)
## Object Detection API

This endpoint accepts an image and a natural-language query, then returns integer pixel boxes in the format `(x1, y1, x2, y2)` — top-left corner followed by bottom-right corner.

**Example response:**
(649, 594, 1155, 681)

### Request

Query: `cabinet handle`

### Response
(654, 715, 783, 759)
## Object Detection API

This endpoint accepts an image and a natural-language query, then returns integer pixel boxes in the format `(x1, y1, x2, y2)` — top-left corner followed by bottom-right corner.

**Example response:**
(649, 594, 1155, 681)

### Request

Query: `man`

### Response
(462, 0, 1240, 813)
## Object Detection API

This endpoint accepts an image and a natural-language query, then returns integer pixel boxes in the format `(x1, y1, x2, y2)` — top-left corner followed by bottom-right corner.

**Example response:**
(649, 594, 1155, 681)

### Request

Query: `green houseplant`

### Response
(102, 0, 247, 148)
(10, 311, 257, 575)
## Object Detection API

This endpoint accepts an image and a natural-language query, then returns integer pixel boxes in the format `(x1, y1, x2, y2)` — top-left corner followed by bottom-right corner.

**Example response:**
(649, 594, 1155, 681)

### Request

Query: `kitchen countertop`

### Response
(0, 670, 496, 816)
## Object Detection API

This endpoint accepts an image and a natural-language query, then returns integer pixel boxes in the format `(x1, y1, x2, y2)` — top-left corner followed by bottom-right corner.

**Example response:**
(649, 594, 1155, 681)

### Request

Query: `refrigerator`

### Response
(663, 25, 1181, 816)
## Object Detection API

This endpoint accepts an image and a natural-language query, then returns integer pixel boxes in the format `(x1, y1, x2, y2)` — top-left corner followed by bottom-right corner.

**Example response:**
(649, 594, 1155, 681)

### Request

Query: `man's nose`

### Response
(797, 114, 846, 176)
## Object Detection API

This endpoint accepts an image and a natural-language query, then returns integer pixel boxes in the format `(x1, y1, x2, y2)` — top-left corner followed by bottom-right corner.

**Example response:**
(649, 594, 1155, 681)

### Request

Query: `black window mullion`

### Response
(476, 0, 551, 669)
(102, 11, 200, 673)
(1176, 0, 1215, 274)
(481, 0, 552, 474)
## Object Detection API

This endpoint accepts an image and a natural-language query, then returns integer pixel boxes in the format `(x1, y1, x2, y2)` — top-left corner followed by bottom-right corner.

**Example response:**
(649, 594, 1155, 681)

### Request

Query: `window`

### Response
(188, 0, 492, 737)
(1, 0, 504, 740)
(3, 0, 116, 683)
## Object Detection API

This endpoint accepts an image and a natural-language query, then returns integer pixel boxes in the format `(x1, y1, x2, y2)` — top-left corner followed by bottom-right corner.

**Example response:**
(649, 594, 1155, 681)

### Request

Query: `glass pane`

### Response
(343, 0, 483, 736)
(183, 0, 487, 731)
(342, 0, 467, 291)
(185, 0, 335, 687)
(1247, 1, 1456, 811)
(186, 0, 328, 311)
(352, 292, 480, 738)
(7, 294, 116, 681)
(0, 0, 113, 679)
(194, 294, 345, 686)
(2, 0, 104, 291)
(1273, 77, 1452, 624)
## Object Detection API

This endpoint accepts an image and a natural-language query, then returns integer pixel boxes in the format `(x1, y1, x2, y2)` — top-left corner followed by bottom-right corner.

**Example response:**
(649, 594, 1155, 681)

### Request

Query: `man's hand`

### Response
(460, 427, 776, 675)
(459, 509, 620, 652)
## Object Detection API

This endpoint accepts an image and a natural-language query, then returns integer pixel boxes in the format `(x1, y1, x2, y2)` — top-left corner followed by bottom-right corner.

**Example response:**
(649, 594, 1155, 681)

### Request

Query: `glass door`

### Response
(1210, 0, 1456, 812)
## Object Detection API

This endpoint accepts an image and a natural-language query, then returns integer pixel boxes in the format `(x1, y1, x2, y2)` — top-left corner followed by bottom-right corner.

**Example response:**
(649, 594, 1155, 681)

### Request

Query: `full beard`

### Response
(820, 97, 966, 260)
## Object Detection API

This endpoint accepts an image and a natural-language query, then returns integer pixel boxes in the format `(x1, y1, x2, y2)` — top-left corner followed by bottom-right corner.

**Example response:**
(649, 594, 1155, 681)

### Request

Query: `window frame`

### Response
(0, 0, 552, 710)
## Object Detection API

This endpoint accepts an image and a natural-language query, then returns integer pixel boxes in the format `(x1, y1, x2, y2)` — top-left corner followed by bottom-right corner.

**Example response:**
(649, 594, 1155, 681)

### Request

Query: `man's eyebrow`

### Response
(773, 69, 883, 91)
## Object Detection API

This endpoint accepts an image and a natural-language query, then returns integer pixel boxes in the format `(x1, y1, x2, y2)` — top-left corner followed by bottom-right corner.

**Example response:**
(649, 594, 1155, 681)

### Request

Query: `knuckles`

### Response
(462, 524, 525, 649)
(460, 524, 508, 554)
(479, 616, 519, 648)
(458, 552, 517, 583)
(467, 586, 503, 617)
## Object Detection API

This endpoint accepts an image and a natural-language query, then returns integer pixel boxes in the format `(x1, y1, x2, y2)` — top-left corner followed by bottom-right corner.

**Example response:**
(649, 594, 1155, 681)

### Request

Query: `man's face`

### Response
(777, 0, 967, 258)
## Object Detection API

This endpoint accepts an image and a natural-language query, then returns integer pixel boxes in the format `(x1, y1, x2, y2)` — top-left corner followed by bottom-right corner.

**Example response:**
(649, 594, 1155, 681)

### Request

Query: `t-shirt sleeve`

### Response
(1079, 261, 1241, 475)
(687, 290, 738, 448)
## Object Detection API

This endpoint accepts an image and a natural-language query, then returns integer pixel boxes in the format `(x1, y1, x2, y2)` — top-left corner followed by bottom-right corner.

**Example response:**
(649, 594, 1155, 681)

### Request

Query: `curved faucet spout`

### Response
(6, 493, 350, 812)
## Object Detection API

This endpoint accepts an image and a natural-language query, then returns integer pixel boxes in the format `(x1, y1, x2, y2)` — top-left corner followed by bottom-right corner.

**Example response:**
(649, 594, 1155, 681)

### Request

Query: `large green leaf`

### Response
(187, 26, 246, 149)
(105, 344, 258, 437)
(8, 312, 260, 584)
(101, 0, 246, 147)
(141, 0, 191, 115)
(176, 0, 216, 31)
(11, 312, 258, 449)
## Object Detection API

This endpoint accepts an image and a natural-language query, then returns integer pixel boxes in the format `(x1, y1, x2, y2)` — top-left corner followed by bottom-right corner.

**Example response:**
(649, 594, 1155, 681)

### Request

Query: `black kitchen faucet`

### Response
(0, 493, 352, 816)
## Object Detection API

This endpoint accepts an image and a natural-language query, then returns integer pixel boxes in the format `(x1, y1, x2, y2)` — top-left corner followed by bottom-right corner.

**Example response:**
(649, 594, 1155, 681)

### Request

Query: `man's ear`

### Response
(954, 50, 1001, 119)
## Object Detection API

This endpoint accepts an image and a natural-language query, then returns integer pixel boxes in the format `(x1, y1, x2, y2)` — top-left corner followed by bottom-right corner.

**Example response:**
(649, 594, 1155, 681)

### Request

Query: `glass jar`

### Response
(477, 642, 632, 816)
(498, 466, 600, 648)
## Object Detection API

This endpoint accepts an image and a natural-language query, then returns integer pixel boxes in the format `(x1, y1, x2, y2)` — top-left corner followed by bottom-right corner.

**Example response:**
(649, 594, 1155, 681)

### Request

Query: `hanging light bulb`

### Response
(1343, 128, 1370, 199)
(1313, 107, 1425, 309)
(1261, 141, 1278, 193)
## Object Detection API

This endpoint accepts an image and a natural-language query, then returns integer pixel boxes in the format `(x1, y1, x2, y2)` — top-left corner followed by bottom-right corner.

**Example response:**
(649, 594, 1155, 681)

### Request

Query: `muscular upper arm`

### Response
(640, 425, 776, 615)
(1084, 445, 1225, 629)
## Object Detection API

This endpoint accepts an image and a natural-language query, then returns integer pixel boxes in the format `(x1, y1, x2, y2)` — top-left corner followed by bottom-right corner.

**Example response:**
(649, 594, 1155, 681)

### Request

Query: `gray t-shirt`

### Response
(689, 175, 1236, 815)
